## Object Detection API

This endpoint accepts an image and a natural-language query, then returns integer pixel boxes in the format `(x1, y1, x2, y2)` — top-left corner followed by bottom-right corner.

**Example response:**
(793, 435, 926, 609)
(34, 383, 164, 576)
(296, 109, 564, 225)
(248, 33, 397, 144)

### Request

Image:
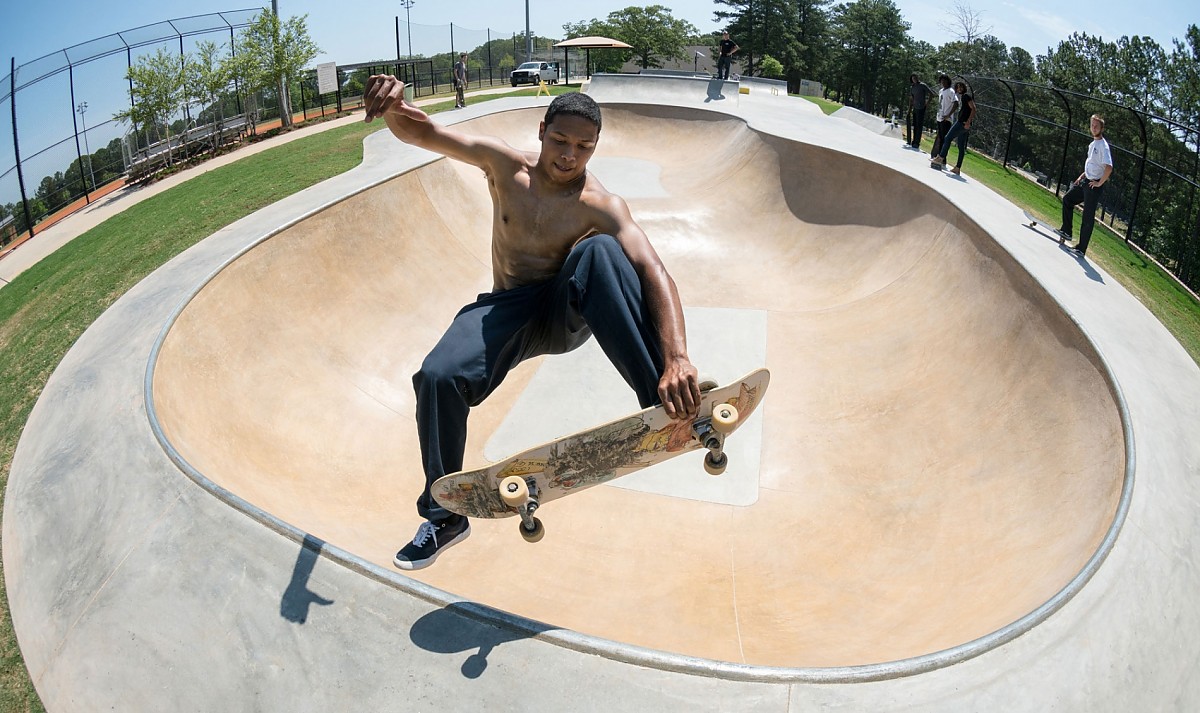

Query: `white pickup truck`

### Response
(510, 61, 558, 87)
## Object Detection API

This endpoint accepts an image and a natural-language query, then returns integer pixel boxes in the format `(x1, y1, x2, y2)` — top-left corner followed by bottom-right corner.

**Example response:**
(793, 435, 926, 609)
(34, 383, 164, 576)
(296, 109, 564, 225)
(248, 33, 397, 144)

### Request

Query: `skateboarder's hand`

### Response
(363, 75, 427, 124)
(658, 358, 701, 420)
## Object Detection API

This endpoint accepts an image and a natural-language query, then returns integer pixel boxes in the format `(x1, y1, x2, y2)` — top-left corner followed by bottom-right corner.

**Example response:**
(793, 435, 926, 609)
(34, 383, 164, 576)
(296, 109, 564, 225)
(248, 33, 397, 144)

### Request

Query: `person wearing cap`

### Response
(716, 31, 739, 81)
(453, 52, 468, 108)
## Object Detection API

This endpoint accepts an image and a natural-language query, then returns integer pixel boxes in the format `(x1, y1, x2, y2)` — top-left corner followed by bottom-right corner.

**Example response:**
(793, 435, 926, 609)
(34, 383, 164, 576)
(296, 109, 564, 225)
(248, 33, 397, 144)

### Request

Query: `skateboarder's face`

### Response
(537, 113, 599, 184)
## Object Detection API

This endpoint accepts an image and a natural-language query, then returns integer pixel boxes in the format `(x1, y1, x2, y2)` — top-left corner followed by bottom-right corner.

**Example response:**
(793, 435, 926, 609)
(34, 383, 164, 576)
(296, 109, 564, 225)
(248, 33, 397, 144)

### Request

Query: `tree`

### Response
(565, 6, 697, 70)
(760, 55, 785, 78)
(113, 46, 187, 166)
(1113, 35, 1168, 111)
(612, 6, 697, 69)
(236, 11, 320, 129)
(1163, 25, 1200, 128)
(187, 40, 233, 151)
(1008, 47, 1036, 82)
(939, 1, 991, 45)
(828, 0, 909, 112)
(711, 0, 831, 88)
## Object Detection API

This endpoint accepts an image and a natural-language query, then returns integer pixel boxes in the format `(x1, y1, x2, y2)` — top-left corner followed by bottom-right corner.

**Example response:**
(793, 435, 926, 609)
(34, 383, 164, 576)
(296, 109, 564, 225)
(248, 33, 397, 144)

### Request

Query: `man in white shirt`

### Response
(930, 74, 958, 160)
(1056, 114, 1114, 256)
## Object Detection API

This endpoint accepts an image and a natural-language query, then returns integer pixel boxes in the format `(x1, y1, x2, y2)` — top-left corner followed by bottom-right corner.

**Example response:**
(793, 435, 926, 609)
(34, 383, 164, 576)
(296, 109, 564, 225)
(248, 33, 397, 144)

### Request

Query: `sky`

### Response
(1, 0, 1194, 72)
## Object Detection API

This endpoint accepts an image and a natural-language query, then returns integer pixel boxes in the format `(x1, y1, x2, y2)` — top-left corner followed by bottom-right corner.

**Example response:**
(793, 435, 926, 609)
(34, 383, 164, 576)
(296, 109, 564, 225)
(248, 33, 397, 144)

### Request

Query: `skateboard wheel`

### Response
(704, 452, 728, 476)
(698, 375, 719, 393)
(499, 475, 529, 508)
(519, 517, 545, 543)
(712, 403, 739, 434)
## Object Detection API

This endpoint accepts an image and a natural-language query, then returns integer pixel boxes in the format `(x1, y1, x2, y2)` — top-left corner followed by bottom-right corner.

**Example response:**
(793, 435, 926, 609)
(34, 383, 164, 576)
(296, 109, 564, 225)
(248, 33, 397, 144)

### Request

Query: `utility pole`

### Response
(76, 102, 95, 191)
(525, 0, 532, 62)
(400, 0, 415, 58)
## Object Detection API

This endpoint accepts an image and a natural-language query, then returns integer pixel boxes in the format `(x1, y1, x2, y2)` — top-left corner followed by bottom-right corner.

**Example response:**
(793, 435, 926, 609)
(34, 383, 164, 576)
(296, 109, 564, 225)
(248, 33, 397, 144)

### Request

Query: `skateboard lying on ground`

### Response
(431, 368, 771, 542)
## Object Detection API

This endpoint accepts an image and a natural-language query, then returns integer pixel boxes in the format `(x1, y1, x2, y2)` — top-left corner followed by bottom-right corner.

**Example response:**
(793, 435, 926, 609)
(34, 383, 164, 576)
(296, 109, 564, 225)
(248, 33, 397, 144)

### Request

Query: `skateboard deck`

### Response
(1023, 209, 1060, 240)
(432, 368, 770, 540)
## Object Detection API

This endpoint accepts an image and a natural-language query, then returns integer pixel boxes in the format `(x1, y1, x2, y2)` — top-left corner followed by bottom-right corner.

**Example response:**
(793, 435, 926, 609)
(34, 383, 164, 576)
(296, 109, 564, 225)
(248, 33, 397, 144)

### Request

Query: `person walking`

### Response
(1056, 114, 1114, 256)
(453, 52, 468, 109)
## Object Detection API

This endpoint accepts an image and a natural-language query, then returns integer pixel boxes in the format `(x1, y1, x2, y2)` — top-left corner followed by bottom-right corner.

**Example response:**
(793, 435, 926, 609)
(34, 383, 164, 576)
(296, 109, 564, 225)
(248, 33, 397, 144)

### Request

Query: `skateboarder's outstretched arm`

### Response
(363, 74, 514, 171)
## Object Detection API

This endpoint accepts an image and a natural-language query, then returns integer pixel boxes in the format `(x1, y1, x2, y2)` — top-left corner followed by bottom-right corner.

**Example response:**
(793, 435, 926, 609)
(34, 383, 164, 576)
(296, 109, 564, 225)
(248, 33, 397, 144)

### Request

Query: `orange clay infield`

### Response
(150, 105, 1124, 668)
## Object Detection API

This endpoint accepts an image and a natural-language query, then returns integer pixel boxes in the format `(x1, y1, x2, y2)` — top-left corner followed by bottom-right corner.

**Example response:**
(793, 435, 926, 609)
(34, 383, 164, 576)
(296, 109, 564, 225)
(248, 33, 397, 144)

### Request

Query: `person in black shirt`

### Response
(933, 81, 976, 174)
(906, 73, 932, 149)
(716, 31, 739, 81)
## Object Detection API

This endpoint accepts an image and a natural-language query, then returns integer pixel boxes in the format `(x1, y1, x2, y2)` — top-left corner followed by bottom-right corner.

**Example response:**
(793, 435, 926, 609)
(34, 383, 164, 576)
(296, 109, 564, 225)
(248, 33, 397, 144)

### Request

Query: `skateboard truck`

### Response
(499, 475, 545, 542)
(693, 402, 739, 476)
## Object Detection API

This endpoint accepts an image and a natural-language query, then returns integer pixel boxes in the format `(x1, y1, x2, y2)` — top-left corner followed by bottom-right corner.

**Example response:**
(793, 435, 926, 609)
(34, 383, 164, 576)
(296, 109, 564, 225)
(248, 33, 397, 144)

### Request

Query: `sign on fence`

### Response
(316, 62, 338, 95)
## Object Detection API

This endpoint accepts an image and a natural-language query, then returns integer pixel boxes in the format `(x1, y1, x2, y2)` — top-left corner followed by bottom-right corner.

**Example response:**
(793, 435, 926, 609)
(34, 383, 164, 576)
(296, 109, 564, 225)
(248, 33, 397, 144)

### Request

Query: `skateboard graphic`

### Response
(431, 368, 770, 542)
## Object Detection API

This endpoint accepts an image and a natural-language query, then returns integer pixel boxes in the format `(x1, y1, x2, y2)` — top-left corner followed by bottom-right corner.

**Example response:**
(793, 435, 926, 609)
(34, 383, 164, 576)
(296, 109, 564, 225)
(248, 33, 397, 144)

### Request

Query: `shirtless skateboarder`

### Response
(362, 76, 702, 569)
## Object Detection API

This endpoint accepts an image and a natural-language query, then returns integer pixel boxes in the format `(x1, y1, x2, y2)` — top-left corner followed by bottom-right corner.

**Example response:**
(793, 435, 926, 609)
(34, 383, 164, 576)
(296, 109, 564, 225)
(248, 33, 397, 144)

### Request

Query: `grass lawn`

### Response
(0, 85, 1197, 710)
(800, 95, 844, 115)
(917, 134, 1200, 364)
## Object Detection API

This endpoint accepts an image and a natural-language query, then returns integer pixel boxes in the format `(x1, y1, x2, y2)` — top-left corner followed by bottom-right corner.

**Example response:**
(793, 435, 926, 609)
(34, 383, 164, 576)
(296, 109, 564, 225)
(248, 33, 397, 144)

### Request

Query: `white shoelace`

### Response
(412, 521, 437, 547)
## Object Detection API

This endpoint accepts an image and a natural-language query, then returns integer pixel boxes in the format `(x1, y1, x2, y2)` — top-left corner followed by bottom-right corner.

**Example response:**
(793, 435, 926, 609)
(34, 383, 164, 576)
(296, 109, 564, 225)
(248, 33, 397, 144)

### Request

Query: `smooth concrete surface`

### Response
(147, 104, 1123, 669)
(4, 75, 1199, 710)
(833, 105, 905, 139)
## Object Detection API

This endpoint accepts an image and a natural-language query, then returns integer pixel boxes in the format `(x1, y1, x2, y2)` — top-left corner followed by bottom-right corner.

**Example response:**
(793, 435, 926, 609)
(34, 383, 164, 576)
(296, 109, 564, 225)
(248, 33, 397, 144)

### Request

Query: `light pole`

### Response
(400, 0, 415, 58)
(524, 0, 532, 62)
(76, 102, 95, 192)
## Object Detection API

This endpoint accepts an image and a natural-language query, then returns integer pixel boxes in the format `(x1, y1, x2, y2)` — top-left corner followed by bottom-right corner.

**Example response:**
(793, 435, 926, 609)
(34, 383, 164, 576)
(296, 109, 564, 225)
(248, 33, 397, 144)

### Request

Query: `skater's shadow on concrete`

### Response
(411, 602, 557, 679)
(280, 535, 335, 624)
(705, 78, 727, 102)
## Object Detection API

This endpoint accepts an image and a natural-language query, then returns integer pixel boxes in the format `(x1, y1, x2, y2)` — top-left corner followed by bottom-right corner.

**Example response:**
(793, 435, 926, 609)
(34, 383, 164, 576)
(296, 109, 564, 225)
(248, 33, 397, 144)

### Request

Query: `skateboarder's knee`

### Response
(413, 356, 466, 394)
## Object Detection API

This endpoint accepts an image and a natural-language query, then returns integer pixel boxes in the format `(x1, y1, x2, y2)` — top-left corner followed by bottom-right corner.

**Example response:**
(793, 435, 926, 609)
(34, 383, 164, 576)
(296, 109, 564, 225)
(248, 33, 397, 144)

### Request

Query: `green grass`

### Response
(918, 134, 1200, 363)
(1, 86, 1199, 709)
(799, 95, 844, 115)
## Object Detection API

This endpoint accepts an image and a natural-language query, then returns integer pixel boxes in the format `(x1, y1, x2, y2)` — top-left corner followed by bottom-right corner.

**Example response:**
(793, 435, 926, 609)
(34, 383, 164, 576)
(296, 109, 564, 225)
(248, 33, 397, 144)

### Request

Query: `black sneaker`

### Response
(1054, 228, 1071, 241)
(394, 517, 471, 570)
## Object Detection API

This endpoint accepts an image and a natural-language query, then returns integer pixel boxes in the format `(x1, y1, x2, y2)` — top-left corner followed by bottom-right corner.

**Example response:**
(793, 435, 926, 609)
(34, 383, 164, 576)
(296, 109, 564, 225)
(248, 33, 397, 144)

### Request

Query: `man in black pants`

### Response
(716, 31, 739, 81)
(1056, 114, 1114, 256)
(930, 74, 957, 160)
(362, 78, 702, 570)
(906, 73, 932, 149)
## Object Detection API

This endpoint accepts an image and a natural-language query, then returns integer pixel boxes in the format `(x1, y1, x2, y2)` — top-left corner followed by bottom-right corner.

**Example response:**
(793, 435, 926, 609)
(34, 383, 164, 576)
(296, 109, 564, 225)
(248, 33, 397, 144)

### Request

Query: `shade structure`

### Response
(553, 36, 633, 84)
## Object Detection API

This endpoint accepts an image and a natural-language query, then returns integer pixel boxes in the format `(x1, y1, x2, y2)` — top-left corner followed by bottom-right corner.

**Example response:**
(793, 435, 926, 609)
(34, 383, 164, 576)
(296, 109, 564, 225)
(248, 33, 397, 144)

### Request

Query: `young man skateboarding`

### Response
(362, 76, 702, 569)
(1056, 114, 1113, 256)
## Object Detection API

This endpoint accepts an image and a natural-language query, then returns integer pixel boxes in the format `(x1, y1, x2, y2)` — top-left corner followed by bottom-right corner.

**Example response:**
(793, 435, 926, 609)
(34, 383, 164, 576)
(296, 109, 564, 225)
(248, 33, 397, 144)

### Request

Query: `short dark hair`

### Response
(544, 92, 602, 132)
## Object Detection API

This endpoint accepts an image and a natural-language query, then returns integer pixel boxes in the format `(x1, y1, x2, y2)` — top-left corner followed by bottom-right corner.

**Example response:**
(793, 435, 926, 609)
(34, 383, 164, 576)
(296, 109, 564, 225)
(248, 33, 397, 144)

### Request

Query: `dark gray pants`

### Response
(412, 235, 665, 521)
(1061, 181, 1105, 254)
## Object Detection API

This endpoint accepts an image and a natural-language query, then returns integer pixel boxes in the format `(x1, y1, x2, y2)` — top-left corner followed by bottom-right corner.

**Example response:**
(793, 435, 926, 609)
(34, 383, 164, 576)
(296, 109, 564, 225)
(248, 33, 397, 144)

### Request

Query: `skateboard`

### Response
(1023, 209, 1061, 240)
(431, 368, 771, 542)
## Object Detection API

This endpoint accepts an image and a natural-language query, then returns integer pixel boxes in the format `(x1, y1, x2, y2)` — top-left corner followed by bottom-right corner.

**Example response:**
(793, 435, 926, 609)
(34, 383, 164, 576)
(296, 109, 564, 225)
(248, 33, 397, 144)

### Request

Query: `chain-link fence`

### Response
(0, 13, 557, 250)
(1, 10, 261, 248)
(962, 75, 1200, 292)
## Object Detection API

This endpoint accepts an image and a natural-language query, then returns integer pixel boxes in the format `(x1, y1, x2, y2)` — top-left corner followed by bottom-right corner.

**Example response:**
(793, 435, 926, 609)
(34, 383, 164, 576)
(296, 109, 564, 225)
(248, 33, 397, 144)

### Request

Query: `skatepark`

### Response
(4, 74, 1199, 709)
